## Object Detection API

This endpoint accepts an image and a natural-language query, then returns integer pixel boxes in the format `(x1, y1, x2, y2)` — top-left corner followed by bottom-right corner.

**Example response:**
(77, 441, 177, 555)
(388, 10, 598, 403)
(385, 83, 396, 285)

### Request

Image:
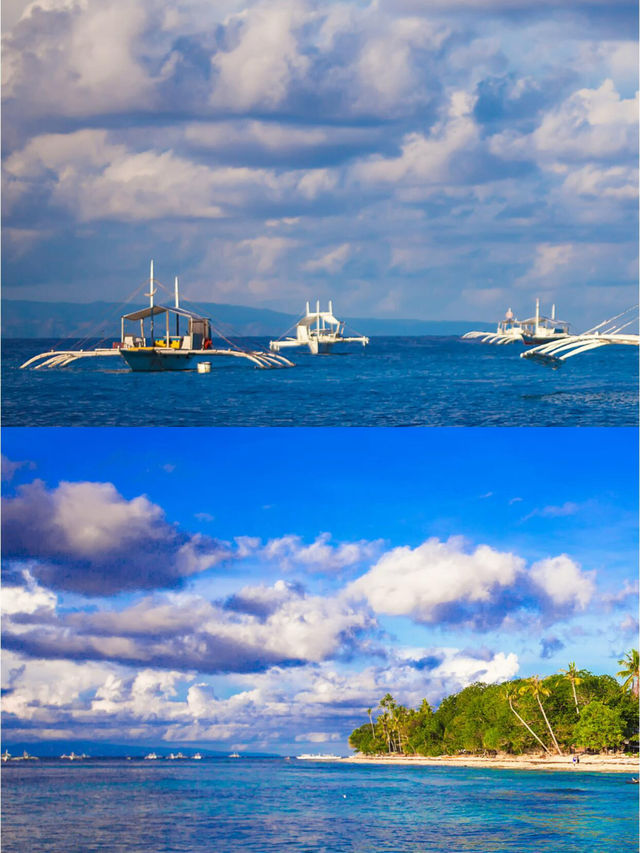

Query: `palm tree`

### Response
(520, 675, 562, 755)
(559, 662, 583, 715)
(617, 649, 639, 698)
(379, 693, 397, 752)
(519, 676, 562, 755)
(504, 686, 551, 755)
(367, 707, 375, 738)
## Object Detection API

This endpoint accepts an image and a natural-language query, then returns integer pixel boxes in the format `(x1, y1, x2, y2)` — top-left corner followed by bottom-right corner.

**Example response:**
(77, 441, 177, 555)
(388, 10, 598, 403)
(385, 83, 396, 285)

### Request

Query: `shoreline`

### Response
(342, 753, 639, 774)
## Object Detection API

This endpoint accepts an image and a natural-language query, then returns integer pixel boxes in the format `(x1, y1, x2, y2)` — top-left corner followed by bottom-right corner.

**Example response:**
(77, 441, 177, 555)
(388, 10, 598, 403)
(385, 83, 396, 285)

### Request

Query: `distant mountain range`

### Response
(2, 299, 492, 339)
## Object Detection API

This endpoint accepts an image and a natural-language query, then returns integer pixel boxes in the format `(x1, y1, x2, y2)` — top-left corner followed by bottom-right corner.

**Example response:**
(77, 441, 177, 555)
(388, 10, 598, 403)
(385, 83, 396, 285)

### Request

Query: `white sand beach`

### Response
(343, 753, 639, 773)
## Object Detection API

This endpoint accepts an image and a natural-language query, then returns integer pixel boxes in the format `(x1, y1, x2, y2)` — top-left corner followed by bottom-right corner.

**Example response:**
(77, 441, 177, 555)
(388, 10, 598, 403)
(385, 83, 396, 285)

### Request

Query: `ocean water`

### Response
(2, 758, 637, 852)
(2, 337, 638, 427)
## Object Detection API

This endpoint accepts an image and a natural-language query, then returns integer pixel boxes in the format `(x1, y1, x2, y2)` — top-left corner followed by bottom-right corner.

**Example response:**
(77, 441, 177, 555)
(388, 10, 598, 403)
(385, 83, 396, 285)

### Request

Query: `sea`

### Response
(2, 337, 638, 427)
(2, 758, 637, 852)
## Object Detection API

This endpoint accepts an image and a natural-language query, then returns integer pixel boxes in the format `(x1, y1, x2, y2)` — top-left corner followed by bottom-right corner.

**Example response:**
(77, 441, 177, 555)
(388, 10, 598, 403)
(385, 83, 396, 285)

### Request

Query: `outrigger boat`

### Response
(462, 307, 525, 345)
(521, 305, 639, 365)
(463, 299, 569, 346)
(20, 262, 294, 372)
(520, 299, 570, 346)
(269, 301, 369, 355)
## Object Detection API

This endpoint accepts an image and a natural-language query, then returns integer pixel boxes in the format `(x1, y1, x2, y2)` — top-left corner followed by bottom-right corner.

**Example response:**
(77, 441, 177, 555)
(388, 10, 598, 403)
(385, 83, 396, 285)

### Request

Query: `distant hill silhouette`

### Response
(2, 299, 492, 339)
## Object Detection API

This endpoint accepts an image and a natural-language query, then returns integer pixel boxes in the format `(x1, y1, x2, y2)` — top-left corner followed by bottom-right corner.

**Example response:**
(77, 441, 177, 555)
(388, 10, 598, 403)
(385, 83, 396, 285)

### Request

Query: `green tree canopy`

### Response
(573, 701, 625, 751)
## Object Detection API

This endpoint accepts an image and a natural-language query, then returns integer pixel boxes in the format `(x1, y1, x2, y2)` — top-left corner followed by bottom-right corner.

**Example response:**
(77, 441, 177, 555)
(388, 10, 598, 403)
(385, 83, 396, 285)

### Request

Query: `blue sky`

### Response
(2, 427, 637, 750)
(2, 0, 638, 328)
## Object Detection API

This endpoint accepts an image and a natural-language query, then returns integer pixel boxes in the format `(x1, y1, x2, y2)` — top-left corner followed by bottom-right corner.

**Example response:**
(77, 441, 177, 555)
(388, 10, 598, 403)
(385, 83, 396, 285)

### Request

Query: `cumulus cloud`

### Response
(353, 91, 480, 190)
(529, 555, 595, 612)
(1, 643, 519, 745)
(347, 536, 524, 626)
(1, 479, 230, 594)
(3, 581, 374, 673)
(347, 536, 598, 627)
(261, 532, 384, 573)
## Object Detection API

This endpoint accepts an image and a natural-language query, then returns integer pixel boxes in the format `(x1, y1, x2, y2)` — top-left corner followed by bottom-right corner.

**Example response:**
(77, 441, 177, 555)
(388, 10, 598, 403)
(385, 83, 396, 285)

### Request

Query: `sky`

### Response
(2, 427, 637, 751)
(1, 0, 638, 328)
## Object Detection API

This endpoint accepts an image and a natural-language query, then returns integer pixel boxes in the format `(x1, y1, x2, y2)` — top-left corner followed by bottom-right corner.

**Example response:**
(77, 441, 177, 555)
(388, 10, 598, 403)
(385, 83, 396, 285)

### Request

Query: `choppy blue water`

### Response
(2, 758, 637, 852)
(2, 337, 638, 426)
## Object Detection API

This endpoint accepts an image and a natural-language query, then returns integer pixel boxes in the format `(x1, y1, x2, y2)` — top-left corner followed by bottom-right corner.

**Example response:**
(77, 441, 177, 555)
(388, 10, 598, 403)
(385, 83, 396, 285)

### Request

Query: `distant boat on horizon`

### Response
(463, 299, 570, 346)
(229, 752, 240, 758)
(269, 301, 369, 355)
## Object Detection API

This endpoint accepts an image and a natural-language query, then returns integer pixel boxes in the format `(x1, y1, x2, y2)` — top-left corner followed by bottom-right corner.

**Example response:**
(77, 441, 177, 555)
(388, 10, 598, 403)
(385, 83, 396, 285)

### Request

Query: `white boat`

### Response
(192, 753, 203, 760)
(144, 752, 159, 760)
(296, 753, 342, 760)
(521, 305, 639, 365)
(2, 750, 10, 762)
(462, 307, 524, 345)
(520, 299, 570, 345)
(229, 752, 240, 758)
(60, 751, 82, 761)
(11, 751, 38, 761)
(20, 262, 295, 372)
(463, 300, 569, 346)
(269, 301, 369, 355)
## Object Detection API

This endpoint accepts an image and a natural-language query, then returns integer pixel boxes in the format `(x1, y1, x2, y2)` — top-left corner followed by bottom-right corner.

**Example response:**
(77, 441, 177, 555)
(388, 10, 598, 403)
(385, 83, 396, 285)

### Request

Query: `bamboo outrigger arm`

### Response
(20, 349, 122, 369)
(20, 347, 294, 370)
(521, 333, 639, 364)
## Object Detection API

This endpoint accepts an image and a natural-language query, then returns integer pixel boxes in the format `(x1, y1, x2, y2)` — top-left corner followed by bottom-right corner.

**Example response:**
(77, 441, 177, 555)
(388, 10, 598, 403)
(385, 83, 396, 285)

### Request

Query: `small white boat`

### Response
(144, 752, 159, 760)
(270, 301, 369, 355)
(2, 750, 10, 762)
(229, 752, 240, 758)
(192, 753, 203, 760)
(12, 751, 38, 761)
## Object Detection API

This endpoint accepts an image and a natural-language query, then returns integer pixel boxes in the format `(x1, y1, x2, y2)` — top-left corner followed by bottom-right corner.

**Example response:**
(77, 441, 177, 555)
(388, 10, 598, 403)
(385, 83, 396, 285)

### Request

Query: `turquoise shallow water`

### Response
(3, 337, 638, 426)
(2, 758, 638, 852)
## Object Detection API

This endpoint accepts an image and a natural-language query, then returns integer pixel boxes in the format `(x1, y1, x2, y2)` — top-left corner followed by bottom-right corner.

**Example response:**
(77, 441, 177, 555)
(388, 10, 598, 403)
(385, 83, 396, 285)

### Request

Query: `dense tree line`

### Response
(349, 652, 639, 756)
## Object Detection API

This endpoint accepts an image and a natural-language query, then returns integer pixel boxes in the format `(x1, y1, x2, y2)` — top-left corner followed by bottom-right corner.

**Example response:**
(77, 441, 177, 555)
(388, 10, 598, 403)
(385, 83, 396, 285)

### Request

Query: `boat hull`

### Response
(521, 333, 569, 347)
(120, 349, 226, 372)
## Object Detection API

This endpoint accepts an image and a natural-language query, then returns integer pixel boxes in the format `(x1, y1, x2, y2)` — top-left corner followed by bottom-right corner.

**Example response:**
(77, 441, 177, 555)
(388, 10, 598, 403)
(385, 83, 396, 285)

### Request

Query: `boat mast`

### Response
(148, 259, 156, 344)
(175, 276, 180, 337)
(535, 297, 540, 335)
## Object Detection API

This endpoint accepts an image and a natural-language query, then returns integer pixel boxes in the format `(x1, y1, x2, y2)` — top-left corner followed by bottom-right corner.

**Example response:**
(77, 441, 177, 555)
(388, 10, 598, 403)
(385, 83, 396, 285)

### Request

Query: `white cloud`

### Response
(3, 0, 155, 116)
(295, 731, 340, 743)
(3, 581, 374, 672)
(262, 532, 383, 573)
(304, 243, 351, 273)
(210, 0, 310, 111)
(2, 478, 230, 593)
(491, 79, 638, 168)
(353, 91, 479, 188)
(347, 536, 524, 622)
(529, 555, 595, 611)
(1, 570, 57, 619)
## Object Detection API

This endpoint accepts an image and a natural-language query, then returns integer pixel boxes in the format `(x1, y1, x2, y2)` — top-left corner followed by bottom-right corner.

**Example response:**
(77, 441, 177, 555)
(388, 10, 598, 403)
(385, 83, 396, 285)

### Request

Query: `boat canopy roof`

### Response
(122, 304, 207, 322)
(298, 311, 340, 328)
(521, 314, 569, 327)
